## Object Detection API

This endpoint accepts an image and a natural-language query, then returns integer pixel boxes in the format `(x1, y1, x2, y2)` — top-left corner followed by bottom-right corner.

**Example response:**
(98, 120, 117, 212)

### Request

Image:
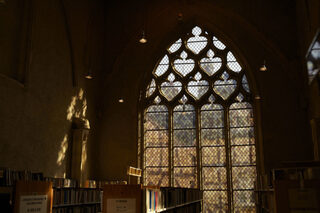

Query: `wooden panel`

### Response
(274, 180, 320, 213)
(13, 181, 53, 213)
(102, 184, 142, 213)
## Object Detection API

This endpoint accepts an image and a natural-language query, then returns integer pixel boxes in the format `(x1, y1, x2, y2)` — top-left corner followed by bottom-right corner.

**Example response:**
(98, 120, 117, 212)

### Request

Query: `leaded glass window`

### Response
(140, 26, 257, 213)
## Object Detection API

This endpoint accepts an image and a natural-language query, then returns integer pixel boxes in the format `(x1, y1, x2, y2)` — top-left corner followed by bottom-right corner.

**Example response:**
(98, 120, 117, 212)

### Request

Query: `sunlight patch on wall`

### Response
(56, 88, 90, 175)
(67, 88, 88, 121)
(57, 135, 68, 166)
(80, 136, 87, 172)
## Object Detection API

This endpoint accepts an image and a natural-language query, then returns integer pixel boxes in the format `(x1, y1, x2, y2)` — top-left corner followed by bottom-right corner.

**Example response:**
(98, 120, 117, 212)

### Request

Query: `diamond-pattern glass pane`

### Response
(231, 146, 256, 166)
(174, 147, 197, 166)
(173, 130, 196, 146)
(174, 167, 197, 188)
(173, 105, 195, 128)
(168, 38, 182, 53)
(230, 127, 255, 145)
(242, 75, 250, 93)
(213, 72, 237, 100)
(146, 105, 167, 113)
(145, 167, 169, 186)
(227, 51, 242, 72)
(154, 55, 169, 77)
(201, 129, 224, 146)
(145, 130, 168, 147)
(202, 147, 226, 166)
(229, 108, 253, 128)
(145, 148, 168, 166)
(233, 191, 256, 212)
(187, 79, 209, 100)
(160, 81, 182, 101)
(187, 26, 208, 54)
(200, 56, 222, 76)
(173, 52, 195, 77)
(203, 191, 228, 213)
(232, 167, 256, 190)
(213, 36, 226, 50)
(145, 107, 168, 130)
(202, 167, 227, 190)
(146, 79, 156, 97)
(201, 109, 224, 128)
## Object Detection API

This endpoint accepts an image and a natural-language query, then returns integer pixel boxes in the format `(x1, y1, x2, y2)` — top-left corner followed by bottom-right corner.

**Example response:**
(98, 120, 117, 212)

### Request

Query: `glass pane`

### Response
(213, 36, 226, 50)
(146, 105, 167, 113)
(160, 80, 182, 101)
(232, 167, 256, 190)
(187, 79, 209, 100)
(229, 108, 253, 128)
(202, 167, 227, 190)
(203, 191, 228, 213)
(173, 130, 196, 146)
(230, 127, 255, 145)
(233, 191, 256, 212)
(145, 148, 168, 166)
(173, 147, 197, 166)
(202, 147, 226, 167)
(242, 75, 250, 93)
(200, 56, 222, 76)
(201, 129, 224, 146)
(187, 26, 208, 54)
(201, 103, 223, 111)
(229, 102, 252, 110)
(144, 112, 168, 130)
(168, 38, 182, 53)
(145, 130, 168, 147)
(173, 167, 197, 188)
(154, 55, 169, 77)
(201, 110, 224, 128)
(227, 51, 242, 73)
(231, 145, 256, 166)
(145, 167, 169, 186)
(213, 72, 237, 100)
(173, 105, 195, 128)
(173, 52, 195, 77)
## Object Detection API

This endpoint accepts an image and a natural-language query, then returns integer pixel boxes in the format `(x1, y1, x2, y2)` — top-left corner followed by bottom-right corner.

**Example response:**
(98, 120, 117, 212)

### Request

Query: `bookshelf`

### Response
(0, 168, 202, 213)
(272, 165, 320, 213)
(102, 184, 202, 213)
(143, 187, 202, 213)
(52, 187, 102, 213)
(13, 181, 53, 213)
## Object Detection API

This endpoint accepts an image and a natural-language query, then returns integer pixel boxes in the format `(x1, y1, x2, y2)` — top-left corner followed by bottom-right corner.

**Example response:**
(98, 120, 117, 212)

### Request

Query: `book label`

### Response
(19, 195, 48, 213)
(106, 198, 136, 213)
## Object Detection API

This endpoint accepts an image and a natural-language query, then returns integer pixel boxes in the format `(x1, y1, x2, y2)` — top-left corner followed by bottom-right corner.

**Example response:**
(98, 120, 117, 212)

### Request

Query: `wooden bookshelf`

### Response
(13, 181, 53, 213)
(52, 187, 102, 212)
(273, 166, 320, 213)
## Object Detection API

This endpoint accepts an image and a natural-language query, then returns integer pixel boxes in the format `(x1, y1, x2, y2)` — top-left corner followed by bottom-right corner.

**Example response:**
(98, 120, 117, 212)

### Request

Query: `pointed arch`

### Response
(140, 25, 257, 212)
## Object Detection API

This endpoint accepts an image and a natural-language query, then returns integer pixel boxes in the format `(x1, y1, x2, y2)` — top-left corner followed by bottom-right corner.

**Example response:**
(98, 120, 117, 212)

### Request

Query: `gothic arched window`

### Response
(140, 26, 257, 212)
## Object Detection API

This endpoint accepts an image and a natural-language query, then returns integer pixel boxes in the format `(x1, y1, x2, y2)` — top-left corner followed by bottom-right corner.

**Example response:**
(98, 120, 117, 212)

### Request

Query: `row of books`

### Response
(161, 187, 202, 208)
(45, 177, 78, 188)
(0, 168, 43, 186)
(53, 188, 102, 207)
(85, 180, 127, 189)
(161, 201, 201, 213)
(143, 187, 202, 212)
(52, 205, 101, 213)
(143, 187, 162, 212)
